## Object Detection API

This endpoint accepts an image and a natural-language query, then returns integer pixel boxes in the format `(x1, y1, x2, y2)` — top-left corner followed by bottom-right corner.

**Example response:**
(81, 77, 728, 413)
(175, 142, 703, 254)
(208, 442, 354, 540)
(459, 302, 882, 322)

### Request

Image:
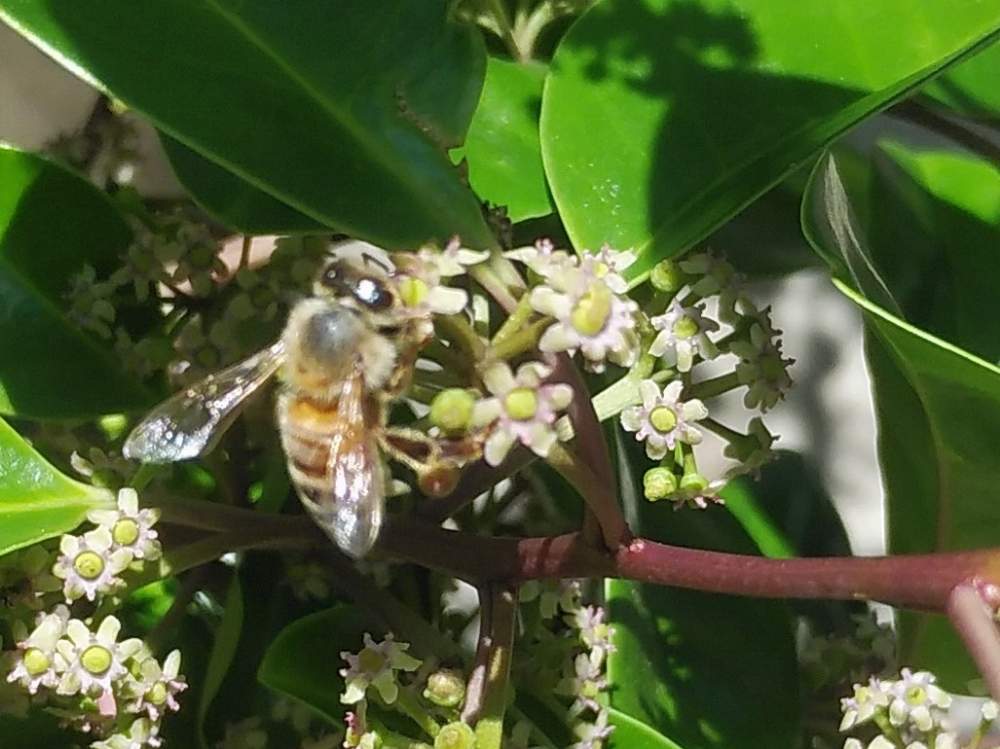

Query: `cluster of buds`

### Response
(0, 488, 183, 748)
(839, 670, 998, 749)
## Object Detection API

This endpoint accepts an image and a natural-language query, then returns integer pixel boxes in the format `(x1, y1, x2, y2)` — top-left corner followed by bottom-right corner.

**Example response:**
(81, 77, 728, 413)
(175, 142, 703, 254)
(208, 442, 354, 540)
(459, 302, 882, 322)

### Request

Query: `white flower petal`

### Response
(538, 322, 579, 353)
(482, 363, 515, 396)
(530, 287, 572, 318)
(681, 399, 708, 421)
(484, 430, 516, 467)
(118, 488, 139, 515)
(638, 380, 661, 409)
(471, 398, 503, 428)
(427, 286, 468, 315)
(662, 380, 684, 403)
(526, 424, 558, 457)
(620, 407, 644, 432)
(546, 384, 574, 410)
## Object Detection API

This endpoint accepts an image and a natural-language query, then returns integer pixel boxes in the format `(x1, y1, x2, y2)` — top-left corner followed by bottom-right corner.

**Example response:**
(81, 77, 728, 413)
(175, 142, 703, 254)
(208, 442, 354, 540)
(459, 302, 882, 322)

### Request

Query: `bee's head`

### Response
(315, 258, 396, 311)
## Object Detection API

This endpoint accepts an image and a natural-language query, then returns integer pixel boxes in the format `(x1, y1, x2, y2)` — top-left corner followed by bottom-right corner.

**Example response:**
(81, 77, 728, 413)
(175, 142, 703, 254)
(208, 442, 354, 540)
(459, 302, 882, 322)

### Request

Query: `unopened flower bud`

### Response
(423, 668, 466, 708)
(679, 471, 709, 494)
(649, 259, 687, 294)
(643, 467, 677, 501)
(430, 389, 476, 436)
(434, 722, 476, 749)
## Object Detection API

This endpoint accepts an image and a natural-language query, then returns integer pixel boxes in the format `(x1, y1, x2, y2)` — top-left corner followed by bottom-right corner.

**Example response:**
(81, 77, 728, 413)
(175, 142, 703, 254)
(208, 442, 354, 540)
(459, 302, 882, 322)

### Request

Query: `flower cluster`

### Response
(838, 669, 998, 749)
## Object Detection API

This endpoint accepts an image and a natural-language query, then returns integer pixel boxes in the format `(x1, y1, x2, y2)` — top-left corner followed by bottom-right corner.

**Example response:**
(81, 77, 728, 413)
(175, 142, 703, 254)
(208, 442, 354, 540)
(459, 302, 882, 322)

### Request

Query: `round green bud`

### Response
(73, 550, 105, 581)
(643, 467, 677, 501)
(434, 722, 476, 749)
(679, 471, 709, 494)
(423, 668, 466, 708)
(429, 389, 476, 435)
(650, 260, 686, 293)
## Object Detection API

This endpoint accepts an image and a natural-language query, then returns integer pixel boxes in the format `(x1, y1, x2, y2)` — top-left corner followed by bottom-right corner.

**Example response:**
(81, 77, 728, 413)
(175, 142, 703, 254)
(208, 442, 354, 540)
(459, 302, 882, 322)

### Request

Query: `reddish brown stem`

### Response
(948, 583, 1000, 701)
(378, 519, 1000, 613)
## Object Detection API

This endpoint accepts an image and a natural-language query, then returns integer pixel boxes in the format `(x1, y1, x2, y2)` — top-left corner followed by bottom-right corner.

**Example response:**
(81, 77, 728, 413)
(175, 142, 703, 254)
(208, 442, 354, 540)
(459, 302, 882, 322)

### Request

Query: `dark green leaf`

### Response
(198, 575, 244, 749)
(540, 0, 1000, 273)
(0, 145, 149, 418)
(0, 416, 109, 556)
(1, 0, 493, 249)
(802, 149, 1000, 688)
(258, 604, 375, 725)
(454, 57, 552, 222)
(606, 434, 799, 749)
(160, 134, 327, 235)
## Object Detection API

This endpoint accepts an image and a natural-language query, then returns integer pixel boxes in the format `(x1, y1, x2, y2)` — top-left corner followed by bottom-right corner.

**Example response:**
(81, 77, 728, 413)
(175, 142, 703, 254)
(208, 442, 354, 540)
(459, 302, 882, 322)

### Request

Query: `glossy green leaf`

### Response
(606, 435, 799, 749)
(454, 57, 552, 222)
(0, 145, 149, 418)
(1, 0, 493, 249)
(198, 575, 244, 749)
(608, 708, 685, 749)
(0, 416, 110, 556)
(160, 134, 327, 235)
(802, 149, 1000, 688)
(923, 38, 1000, 119)
(541, 0, 1000, 273)
(258, 605, 375, 725)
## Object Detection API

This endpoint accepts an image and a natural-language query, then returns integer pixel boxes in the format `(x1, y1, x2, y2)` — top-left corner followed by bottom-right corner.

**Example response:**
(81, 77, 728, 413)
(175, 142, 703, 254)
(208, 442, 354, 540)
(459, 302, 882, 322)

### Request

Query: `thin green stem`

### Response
(488, 317, 551, 361)
(437, 313, 486, 364)
(701, 416, 743, 443)
(471, 261, 520, 314)
(688, 371, 741, 400)
(491, 294, 535, 347)
(394, 686, 443, 739)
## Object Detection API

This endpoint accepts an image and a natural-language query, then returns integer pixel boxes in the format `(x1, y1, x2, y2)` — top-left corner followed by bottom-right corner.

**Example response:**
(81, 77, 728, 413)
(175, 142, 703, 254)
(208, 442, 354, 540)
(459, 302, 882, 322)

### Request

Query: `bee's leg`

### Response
(379, 426, 484, 498)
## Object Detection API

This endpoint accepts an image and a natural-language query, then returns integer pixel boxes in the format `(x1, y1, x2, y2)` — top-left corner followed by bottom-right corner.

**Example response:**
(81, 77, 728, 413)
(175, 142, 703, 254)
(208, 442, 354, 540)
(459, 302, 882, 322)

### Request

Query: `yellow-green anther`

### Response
(650, 260, 686, 293)
(81, 645, 112, 675)
(505, 388, 538, 421)
(112, 518, 140, 546)
(649, 406, 677, 433)
(400, 276, 430, 307)
(672, 315, 699, 339)
(423, 669, 466, 708)
(73, 551, 105, 581)
(23, 648, 50, 676)
(429, 389, 476, 436)
(570, 284, 613, 336)
(434, 722, 476, 749)
(643, 467, 677, 501)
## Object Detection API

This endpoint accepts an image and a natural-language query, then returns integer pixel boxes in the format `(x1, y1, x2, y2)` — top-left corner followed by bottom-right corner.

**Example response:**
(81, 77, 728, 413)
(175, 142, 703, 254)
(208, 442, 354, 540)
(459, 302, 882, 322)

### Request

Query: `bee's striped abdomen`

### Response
(277, 392, 337, 501)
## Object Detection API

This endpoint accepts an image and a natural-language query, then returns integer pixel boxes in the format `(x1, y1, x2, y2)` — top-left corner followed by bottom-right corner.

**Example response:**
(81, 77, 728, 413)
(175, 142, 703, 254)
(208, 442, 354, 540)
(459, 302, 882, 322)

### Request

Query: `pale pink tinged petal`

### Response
(482, 363, 516, 395)
(638, 380, 661, 409)
(603, 275, 629, 294)
(470, 398, 502, 428)
(118, 488, 139, 515)
(538, 322, 580, 353)
(647, 330, 671, 357)
(527, 425, 557, 457)
(662, 380, 684, 403)
(97, 688, 118, 718)
(681, 399, 708, 421)
(453, 248, 489, 267)
(649, 311, 670, 331)
(515, 361, 552, 386)
(620, 407, 644, 432)
(427, 286, 468, 315)
(86, 526, 114, 552)
(676, 342, 694, 373)
(59, 535, 80, 556)
(546, 384, 574, 410)
(535, 287, 575, 319)
(484, 430, 516, 467)
(96, 616, 122, 644)
(66, 619, 91, 647)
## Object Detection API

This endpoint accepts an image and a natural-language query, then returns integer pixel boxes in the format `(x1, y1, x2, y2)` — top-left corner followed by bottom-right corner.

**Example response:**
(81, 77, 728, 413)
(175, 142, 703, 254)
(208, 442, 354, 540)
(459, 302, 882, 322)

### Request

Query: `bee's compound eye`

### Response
(354, 277, 394, 311)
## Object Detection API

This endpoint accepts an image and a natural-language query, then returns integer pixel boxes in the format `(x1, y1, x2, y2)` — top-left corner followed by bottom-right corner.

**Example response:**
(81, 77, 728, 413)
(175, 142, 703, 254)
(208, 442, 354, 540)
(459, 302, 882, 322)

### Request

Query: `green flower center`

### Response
(905, 685, 927, 705)
(504, 388, 538, 421)
(672, 315, 699, 339)
(570, 284, 613, 337)
(81, 645, 113, 675)
(358, 647, 386, 674)
(73, 551, 105, 581)
(113, 518, 140, 547)
(649, 406, 677, 433)
(23, 648, 50, 676)
(399, 276, 429, 307)
(149, 681, 169, 705)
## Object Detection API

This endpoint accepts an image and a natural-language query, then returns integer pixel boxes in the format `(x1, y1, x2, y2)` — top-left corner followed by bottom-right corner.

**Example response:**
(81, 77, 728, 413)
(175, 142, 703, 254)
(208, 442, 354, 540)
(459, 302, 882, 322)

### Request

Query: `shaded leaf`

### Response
(922, 38, 1000, 120)
(198, 575, 244, 749)
(455, 57, 553, 223)
(1, 0, 493, 248)
(541, 0, 1000, 273)
(0, 416, 110, 556)
(608, 708, 685, 749)
(0, 145, 149, 418)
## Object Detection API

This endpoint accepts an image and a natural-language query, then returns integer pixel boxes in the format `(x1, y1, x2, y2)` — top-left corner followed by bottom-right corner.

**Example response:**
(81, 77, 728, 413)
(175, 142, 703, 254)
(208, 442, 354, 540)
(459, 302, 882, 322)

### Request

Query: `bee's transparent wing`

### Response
(299, 368, 384, 558)
(124, 341, 285, 463)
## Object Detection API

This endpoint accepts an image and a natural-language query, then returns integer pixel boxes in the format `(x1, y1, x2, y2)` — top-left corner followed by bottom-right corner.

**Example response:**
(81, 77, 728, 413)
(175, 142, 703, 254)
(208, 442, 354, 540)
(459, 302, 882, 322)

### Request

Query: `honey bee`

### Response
(123, 243, 430, 558)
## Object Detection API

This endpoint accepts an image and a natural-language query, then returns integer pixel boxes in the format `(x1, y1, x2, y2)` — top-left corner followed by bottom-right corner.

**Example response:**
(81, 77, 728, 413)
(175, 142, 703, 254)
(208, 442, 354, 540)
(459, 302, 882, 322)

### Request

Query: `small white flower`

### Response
(127, 649, 186, 721)
(866, 739, 896, 749)
(729, 322, 793, 412)
(87, 488, 161, 561)
(648, 299, 719, 372)
(887, 669, 951, 732)
(932, 734, 958, 749)
(52, 527, 133, 603)
(569, 708, 614, 749)
(6, 605, 71, 694)
(470, 362, 573, 466)
(504, 238, 575, 279)
(90, 717, 162, 749)
(558, 651, 607, 718)
(840, 679, 890, 731)
(842, 740, 863, 749)
(520, 580, 581, 619)
(620, 380, 708, 460)
(569, 606, 616, 661)
(393, 237, 487, 316)
(340, 633, 421, 705)
(55, 616, 143, 698)
(577, 244, 637, 294)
